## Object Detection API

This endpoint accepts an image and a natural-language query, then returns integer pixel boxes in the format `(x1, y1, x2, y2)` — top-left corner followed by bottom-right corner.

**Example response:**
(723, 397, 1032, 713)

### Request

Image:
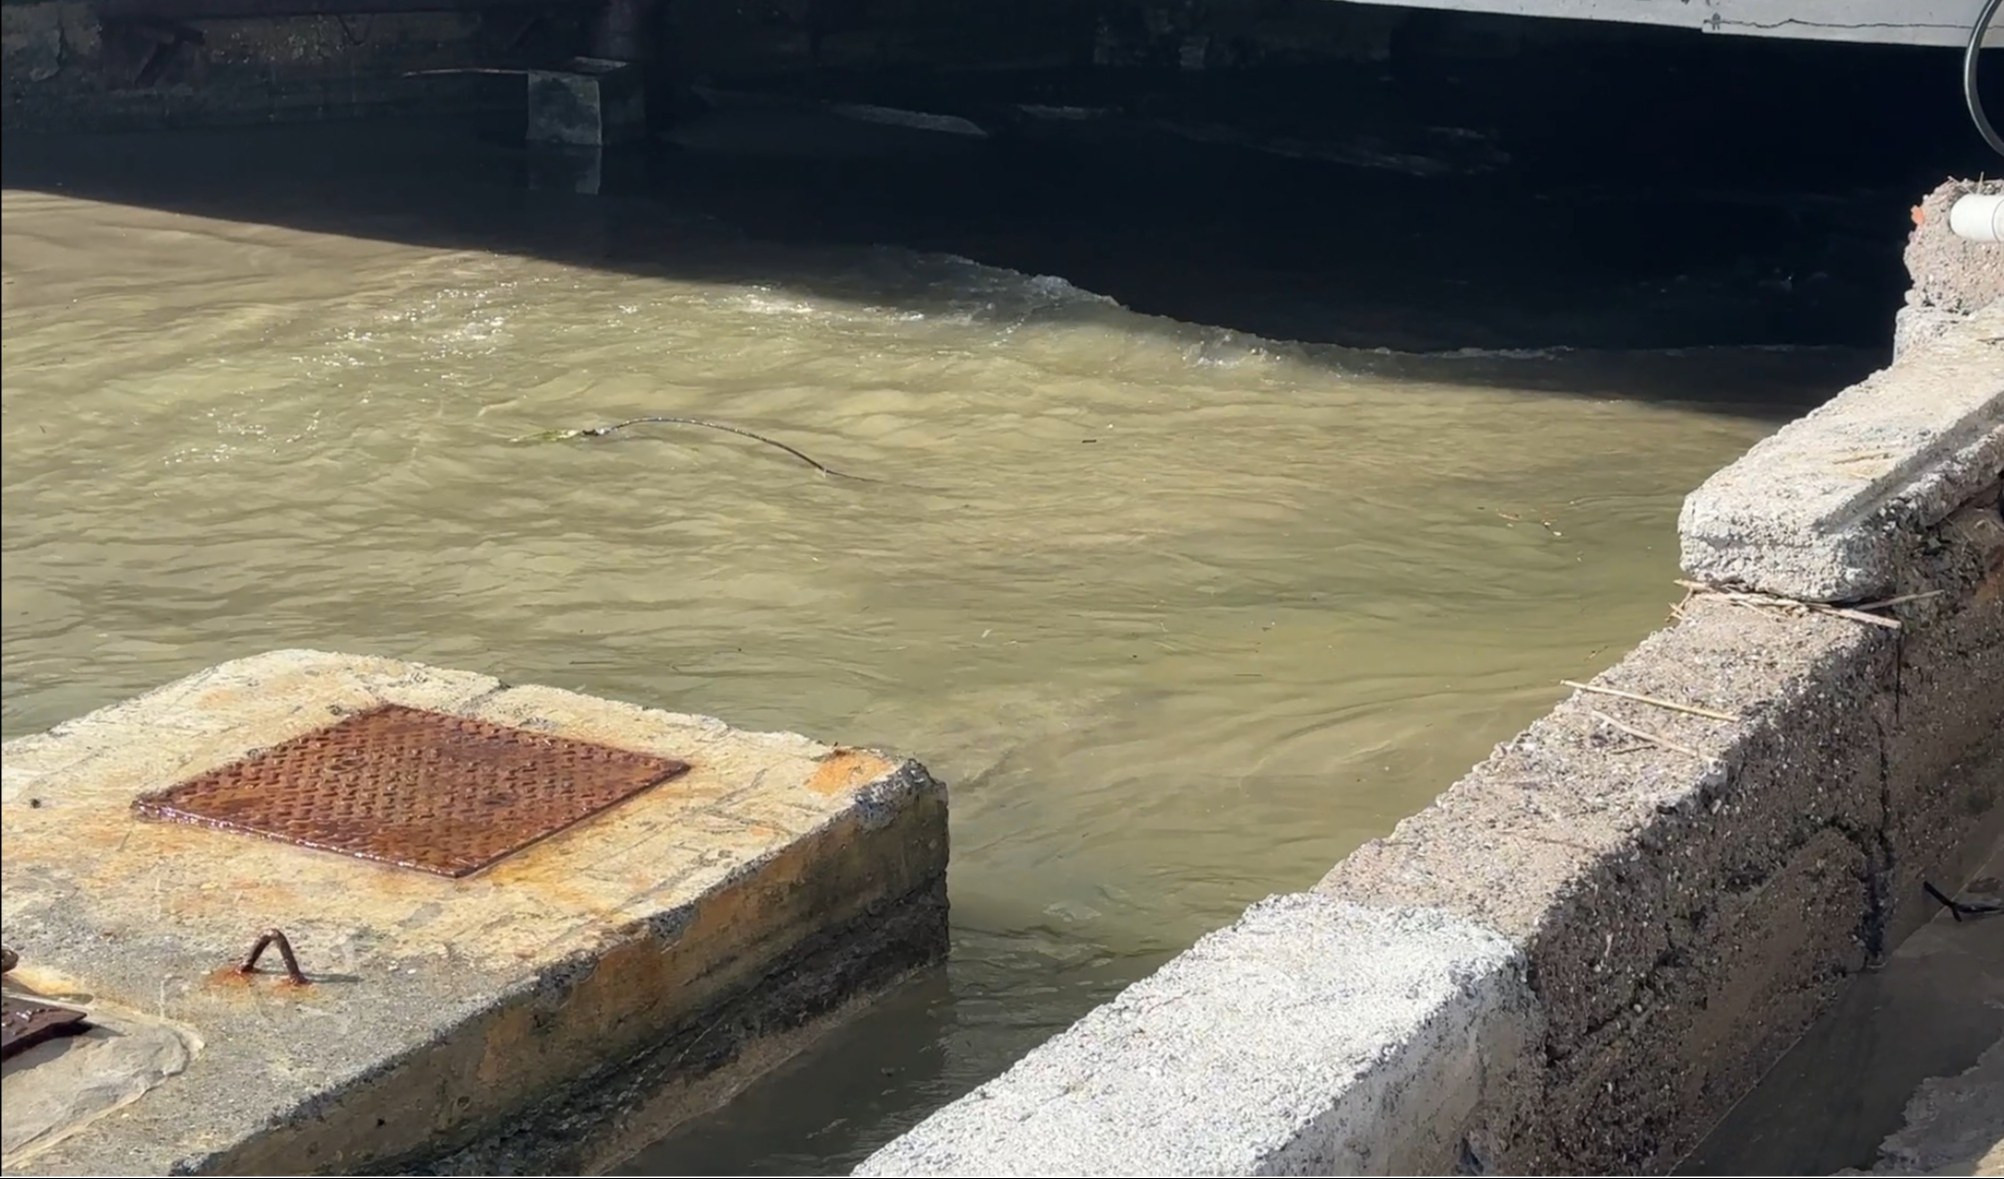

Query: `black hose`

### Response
(1968, 0, 2004, 158)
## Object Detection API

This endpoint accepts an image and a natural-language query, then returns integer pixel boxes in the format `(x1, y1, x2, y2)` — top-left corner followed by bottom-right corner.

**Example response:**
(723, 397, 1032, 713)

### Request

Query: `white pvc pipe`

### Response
(1948, 193, 2004, 242)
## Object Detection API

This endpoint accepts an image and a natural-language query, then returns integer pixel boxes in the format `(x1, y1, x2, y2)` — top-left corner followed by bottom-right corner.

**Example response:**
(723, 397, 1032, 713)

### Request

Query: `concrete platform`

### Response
(0, 650, 948, 1175)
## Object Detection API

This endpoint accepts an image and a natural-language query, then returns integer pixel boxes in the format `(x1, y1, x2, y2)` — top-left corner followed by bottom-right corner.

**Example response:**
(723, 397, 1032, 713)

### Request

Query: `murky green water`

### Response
(0, 124, 1871, 1171)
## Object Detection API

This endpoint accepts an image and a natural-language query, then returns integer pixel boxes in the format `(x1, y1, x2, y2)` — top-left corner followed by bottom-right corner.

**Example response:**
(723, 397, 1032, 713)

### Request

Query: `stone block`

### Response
(0, 650, 947, 1174)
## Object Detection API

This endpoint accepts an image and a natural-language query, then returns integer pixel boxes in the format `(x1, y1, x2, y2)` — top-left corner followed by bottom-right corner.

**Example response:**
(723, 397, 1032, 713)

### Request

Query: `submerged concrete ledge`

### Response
(0, 649, 948, 1175)
(860, 236, 2002, 1175)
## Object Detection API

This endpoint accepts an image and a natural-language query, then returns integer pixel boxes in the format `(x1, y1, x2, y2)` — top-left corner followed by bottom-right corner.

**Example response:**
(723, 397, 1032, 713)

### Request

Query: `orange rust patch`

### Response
(204, 965, 312, 991)
(204, 966, 253, 989)
(68, 817, 213, 859)
(806, 749, 895, 796)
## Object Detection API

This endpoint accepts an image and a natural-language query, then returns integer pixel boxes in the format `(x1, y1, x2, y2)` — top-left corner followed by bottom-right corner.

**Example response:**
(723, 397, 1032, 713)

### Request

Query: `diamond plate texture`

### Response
(132, 704, 688, 877)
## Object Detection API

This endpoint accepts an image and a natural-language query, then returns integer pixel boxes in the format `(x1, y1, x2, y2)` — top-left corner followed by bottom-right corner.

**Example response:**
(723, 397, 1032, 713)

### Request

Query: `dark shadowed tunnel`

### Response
(3, 0, 1999, 362)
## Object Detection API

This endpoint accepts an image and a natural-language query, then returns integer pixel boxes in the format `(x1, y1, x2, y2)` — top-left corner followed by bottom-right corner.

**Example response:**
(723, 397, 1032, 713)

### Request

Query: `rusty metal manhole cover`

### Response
(132, 704, 689, 877)
(1, 996, 90, 1060)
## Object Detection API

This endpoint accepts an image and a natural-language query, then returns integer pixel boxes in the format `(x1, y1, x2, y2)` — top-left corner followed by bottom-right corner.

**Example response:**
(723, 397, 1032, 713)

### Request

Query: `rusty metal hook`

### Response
(237, 929, 309, 986)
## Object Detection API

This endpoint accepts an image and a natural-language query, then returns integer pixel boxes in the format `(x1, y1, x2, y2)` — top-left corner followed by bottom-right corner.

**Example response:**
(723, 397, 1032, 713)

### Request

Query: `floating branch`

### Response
(516, 416, 878, 482)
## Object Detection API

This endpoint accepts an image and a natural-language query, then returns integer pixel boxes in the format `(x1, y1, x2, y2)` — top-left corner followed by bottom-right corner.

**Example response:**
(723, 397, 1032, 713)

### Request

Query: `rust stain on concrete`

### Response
(807, 749, 895, 796)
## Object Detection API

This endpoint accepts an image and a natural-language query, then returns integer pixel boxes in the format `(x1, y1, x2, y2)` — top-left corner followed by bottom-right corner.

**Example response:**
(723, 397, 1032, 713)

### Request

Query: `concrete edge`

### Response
(0, 646, 840, 765)
(1678, 303, 2004, 602)
(855, 894, 1538, 1178)
(403, 875, 952, 1175)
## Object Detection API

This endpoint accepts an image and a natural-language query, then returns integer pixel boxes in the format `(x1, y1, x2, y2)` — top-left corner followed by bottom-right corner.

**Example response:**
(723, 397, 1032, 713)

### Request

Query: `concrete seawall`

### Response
(857, 183, 2003, 1176)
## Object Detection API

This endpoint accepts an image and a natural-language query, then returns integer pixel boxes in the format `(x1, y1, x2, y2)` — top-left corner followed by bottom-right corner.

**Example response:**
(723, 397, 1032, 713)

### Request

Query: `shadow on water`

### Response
(4, 24, 1994, 408)
(0, 103, 1883, 420)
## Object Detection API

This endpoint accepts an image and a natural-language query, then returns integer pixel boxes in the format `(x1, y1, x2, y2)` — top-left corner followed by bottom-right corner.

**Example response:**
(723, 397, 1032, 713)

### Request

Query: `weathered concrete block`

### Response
(527, 57, 646, 147)
(1896, 178, 2004, 359)
(855, 894, 1538, 1178)
(0, 650, 947, 1175)
(1678, 303, 2004, 603)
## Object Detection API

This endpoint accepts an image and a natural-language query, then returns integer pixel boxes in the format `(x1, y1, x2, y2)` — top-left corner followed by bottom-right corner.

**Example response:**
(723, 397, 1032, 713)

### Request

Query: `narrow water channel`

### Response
(1, 114, 1877, 1171)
